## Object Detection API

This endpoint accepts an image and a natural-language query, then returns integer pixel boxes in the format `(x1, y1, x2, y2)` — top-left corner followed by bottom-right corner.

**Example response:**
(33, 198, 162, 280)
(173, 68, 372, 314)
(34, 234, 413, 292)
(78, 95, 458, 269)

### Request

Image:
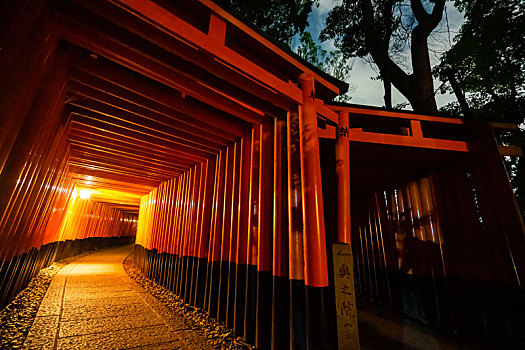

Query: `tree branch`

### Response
(381, 0, 395, 50)
(409, 0, 445, 109)
(360, 0, 412, 96)
(411, 0, 446, 35)
(410, 0, 431, 24)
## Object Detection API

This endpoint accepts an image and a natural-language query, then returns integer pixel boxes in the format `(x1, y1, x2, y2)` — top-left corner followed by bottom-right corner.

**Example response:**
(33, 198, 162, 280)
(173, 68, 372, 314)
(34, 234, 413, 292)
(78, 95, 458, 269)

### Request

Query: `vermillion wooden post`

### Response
(170, 177, 184, 291)
(298, 73, 328, 286)
(185, 167, 198, 293)
(155, 183, 166, 283)
(298, 72, 330, 350)
(209, 150, 226, 318)
(204, 157, 220, 309)
(194, 158, 215, 309)
(418, 177, 444, 324)
(180, 171, 190, 290)
(218, 145, 234, 321)
(334, 109, 359, 349)
(226, 140, 241, 327)
(155, 183, 164, 282)
(175, 174, 189, 291)
(336, 110, 351, 244)
(256, 120, 274, 350)
(164, 178, 176, 293)
(374, 191, 395, 305)
(244, 125, 261, 344)
(287, 109, 306, 350)
(158, 181, 168, 286)
(233, 131, 252, 337)
(189, 164, 204, 306)
(271, 117, 289, 350)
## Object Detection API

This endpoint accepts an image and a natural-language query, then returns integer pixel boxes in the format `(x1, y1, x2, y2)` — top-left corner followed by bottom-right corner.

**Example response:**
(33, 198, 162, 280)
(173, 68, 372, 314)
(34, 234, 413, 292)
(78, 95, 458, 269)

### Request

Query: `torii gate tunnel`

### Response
(1, 0, 525, 348)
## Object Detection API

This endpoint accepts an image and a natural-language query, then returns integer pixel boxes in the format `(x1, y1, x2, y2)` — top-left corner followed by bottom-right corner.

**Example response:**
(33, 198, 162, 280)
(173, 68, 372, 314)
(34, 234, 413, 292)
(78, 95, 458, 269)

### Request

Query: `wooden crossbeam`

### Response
(103, 0, 303, 104)
(347, 129, 469, 152)
(69, 52, 247, 137)
(320, 105, 470, 152)
(56, 11, 266, 124)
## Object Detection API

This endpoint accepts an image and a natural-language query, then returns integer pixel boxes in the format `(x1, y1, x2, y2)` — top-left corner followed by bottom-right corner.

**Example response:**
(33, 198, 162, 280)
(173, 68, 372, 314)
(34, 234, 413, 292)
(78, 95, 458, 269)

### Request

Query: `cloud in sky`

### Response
(306, 0, 465, 110)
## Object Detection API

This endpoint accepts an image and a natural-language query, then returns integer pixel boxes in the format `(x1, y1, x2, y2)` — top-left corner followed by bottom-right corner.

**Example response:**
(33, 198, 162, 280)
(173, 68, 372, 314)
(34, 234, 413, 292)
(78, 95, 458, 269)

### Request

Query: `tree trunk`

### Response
(405, 80, 438, 114)
(358, 0, 444, 115)
(407, 27, 438, 114)
(382, 74, 392, 110)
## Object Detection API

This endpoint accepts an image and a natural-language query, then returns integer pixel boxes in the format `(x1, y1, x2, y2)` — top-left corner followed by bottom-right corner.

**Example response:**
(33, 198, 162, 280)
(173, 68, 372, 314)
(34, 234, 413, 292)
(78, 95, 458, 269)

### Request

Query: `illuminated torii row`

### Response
(0, 0, 524, 348)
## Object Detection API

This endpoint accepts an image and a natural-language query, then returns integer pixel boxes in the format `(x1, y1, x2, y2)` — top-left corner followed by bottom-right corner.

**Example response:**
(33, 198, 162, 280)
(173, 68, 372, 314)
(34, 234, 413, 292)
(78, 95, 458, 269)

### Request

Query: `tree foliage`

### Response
(321, 0, 447, 113)
(436, 0, 525, 123)
(219, 0, 317, 46)
(220, 0, 352, 102)
(296, 31, 329, 69)
(296, 32, 353, 101)
(435, 0, 525, 215)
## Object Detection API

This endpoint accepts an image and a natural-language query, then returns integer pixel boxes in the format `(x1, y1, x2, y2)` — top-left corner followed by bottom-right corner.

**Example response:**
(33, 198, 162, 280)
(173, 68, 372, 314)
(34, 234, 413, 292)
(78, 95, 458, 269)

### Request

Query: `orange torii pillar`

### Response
(272, 117, 290, 350)
(336, 110, 351, 244)
(334, 109, 360, 350)
(288, 108, 307, 349)
(298, 73, 331, 349)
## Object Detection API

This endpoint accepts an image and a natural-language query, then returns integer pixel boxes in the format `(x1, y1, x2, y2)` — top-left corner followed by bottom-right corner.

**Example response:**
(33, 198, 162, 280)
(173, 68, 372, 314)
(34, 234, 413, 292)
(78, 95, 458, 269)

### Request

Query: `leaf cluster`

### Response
(435, 0, 525, 122)
(296, 32, 353, 102)
(219, 0, 352, 101)
(321, 0, 415, 62)
(219, 0, 318, 45)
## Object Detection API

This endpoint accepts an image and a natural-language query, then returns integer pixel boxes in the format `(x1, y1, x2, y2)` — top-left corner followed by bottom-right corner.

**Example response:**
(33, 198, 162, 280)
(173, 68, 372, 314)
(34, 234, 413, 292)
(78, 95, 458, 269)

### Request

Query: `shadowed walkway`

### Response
(23, 246, 211, 350)
(357, 299, 484, 350)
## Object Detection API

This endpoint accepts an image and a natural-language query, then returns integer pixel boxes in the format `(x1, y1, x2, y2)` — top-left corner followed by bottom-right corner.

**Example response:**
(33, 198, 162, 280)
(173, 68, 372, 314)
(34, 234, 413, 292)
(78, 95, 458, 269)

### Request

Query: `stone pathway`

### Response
(23, 245, 211, 349)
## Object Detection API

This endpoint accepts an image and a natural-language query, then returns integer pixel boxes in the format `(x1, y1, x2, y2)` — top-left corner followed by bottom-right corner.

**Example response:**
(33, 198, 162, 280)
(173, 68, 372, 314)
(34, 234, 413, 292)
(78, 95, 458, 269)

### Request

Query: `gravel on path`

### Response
(0, 252, 93, 349)
(123, 254, 253, 350)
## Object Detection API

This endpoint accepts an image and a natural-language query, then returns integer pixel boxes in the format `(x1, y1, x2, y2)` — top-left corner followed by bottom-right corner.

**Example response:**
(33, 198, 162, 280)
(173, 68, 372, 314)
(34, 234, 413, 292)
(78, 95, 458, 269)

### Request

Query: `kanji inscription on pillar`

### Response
(332, 242, 359, 350)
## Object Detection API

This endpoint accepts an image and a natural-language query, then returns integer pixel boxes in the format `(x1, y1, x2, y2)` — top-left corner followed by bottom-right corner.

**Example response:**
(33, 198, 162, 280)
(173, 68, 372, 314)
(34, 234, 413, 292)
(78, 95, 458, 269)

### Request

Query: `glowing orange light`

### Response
(78, 189, 92, 199)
